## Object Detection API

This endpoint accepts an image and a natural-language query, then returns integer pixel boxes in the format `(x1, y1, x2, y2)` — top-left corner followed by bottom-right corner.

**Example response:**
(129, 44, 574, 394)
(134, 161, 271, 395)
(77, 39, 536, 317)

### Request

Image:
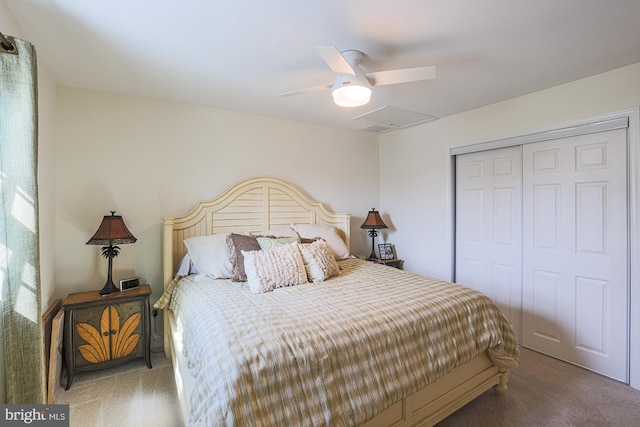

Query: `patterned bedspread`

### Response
(157, 258, 519, 426)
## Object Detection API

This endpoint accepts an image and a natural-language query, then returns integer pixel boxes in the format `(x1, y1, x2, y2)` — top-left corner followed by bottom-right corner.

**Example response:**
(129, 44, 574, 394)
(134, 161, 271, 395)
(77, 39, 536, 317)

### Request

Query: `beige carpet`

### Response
(437, 347, 640, 426)
(56, 347, 640, 426)
(55, 351, 183, 427)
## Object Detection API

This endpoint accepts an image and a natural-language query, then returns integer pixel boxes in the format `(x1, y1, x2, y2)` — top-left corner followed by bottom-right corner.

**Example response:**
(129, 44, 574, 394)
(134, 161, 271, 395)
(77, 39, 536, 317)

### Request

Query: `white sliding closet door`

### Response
(522, 129, 628, 382)
(455, 146, 523, 341)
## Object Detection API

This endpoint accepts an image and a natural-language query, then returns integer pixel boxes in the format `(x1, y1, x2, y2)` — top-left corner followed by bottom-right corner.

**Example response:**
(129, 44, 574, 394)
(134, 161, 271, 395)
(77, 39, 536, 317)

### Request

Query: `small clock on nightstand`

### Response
(120, 277, 140, 291)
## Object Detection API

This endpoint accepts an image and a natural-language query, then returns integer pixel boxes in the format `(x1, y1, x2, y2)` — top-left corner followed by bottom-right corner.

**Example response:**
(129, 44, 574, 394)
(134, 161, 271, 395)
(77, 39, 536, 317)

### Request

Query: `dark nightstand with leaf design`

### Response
(63, 284, 152, 389)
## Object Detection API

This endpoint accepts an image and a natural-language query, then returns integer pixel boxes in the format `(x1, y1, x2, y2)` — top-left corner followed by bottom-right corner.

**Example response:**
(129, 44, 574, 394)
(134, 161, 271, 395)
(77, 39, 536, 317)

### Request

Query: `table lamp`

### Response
(86, 211, 137, 295)
(360, 208, 388, 261)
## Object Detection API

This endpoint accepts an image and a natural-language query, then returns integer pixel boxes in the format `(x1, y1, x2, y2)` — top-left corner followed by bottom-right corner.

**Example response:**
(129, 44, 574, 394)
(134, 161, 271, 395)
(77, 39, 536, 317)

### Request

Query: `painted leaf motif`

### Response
(76, 322, 108, 362)
(77, 343, 103, 363)
(117, 334, 141, 359)
(77, 306, 140, 363)
(114, 312, 141, 358)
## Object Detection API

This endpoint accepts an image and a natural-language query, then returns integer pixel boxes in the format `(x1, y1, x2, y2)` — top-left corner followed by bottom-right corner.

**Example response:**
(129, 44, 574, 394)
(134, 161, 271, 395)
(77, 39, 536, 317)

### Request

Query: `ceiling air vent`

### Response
(360, 124, 393, 133)
(353, 105, 437, 132)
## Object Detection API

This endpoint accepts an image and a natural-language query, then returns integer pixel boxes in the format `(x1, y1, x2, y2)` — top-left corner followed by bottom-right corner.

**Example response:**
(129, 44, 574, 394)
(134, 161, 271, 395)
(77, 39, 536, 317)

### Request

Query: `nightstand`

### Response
(63, 284, 152, 389)
(374, 258, 404, 270)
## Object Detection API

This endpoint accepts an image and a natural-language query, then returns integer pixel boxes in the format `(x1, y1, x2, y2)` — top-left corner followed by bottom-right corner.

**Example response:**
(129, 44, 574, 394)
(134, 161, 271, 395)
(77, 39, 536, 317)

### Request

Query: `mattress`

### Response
(157, 258, 519, 426)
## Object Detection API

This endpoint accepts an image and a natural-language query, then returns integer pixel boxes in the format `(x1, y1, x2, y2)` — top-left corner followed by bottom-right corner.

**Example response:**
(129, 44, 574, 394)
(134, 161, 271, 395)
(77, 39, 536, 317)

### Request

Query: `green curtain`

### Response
(0, 36, 45, 404)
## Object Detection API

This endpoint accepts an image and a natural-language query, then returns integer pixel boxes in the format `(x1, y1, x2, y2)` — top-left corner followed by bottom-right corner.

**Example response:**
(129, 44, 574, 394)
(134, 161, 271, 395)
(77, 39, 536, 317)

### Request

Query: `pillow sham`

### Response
(290, 223, 350, 260)
(226, 233, 261, 281)
(183, 234, 233, 278)
(298, 239, 341, 282)
(256, 236, 299, 251)
(242, 243, 308, 294)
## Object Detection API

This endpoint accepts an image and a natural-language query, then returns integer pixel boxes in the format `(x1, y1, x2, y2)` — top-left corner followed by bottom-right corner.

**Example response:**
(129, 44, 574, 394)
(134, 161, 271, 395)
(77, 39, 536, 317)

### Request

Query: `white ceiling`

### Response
(6, 0, 640, 132)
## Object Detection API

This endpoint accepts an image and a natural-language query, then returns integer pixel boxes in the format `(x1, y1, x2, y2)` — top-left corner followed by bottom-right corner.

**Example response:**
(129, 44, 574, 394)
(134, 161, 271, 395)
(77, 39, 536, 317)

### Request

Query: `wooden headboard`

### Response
(162, 176, 351, 289)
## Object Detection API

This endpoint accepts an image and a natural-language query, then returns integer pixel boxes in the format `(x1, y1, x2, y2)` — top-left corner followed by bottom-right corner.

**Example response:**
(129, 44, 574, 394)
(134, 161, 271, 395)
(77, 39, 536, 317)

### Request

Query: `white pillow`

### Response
(183, 234, 233, 279)
(298, 240, 341, 282)
(290, 223, 350, 260)
(242, 243, 308, 294)
(175, 253, 197, 276)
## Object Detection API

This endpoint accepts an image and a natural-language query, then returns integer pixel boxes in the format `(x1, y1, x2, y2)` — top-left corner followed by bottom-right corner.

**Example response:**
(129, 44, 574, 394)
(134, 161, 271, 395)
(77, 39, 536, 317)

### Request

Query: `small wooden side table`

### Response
(63, 284, 152, 389)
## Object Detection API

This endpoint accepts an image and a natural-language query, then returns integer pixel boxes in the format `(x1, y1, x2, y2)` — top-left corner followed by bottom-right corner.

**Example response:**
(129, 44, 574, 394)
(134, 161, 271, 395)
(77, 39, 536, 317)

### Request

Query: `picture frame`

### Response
(378, 243, 395, 260)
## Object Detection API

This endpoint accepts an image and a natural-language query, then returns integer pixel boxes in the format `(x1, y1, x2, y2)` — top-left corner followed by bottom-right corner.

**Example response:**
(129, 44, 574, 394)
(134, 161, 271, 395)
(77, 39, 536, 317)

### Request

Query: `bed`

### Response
(157, 176, 519, 426)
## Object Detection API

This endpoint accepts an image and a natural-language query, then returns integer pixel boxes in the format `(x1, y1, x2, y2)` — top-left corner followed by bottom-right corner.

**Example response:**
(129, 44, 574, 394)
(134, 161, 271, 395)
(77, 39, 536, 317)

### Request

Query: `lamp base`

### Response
(100, 279, 119, 296)
(367, 229, 379, 261)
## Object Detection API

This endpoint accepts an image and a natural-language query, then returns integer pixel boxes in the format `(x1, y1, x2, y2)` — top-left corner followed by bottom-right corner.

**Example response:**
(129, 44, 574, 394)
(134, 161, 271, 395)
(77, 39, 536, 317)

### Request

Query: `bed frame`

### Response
(162, 176, 509, 426)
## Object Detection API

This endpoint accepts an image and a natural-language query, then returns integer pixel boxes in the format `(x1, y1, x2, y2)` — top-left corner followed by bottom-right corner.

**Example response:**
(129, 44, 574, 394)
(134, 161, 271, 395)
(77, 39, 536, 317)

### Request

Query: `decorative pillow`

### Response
(226, 233, 261, 281)
(252, 226, 299, 239)
(242, 243, 308, 294)
(256, 236, 299, 251)
(290, 223, 350, 260)
(183, 234, 233, 278)
(298, 239, 341, 282)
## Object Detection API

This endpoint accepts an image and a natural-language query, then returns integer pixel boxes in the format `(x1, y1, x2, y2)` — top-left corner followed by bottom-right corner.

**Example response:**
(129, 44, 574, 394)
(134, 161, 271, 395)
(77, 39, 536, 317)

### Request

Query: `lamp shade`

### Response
(86, 211, 137, 245)
(360, 209, 388, 230)
(87, 211, 136, 295)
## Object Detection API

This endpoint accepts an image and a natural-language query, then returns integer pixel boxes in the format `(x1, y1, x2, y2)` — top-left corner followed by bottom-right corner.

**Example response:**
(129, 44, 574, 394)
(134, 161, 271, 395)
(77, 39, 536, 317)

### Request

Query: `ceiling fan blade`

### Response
(367, 65, 436, 86)
(315, 46, 356, 76)
(278, 83, 332, 97)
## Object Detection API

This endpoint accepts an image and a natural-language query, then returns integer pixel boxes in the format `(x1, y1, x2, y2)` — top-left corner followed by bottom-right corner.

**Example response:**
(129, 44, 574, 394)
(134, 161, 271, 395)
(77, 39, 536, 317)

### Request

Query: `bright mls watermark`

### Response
(1, 405, 69, 426)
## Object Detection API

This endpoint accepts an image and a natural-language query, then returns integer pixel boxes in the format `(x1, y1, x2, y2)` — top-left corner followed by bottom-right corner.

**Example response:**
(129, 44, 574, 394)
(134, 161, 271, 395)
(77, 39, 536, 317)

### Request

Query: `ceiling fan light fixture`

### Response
(331, 75, 371, 107)
(281, 46, 437, 109)
(332, 84, 372, 107)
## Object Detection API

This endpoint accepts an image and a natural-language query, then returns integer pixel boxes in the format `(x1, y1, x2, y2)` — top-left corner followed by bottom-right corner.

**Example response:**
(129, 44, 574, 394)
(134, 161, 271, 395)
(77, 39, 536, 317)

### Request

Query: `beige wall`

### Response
(379, 61, 640, 280)
(54, 87, 380, 305)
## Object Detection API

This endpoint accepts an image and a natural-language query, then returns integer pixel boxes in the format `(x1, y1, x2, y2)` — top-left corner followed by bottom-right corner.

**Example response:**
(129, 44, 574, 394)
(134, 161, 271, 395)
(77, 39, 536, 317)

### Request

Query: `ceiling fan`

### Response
(279, 46, 437, 107)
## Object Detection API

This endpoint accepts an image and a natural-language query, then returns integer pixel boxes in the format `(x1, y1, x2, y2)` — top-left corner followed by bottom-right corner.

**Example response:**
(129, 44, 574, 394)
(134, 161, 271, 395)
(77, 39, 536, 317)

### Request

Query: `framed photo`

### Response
(378, 243, 395, 260)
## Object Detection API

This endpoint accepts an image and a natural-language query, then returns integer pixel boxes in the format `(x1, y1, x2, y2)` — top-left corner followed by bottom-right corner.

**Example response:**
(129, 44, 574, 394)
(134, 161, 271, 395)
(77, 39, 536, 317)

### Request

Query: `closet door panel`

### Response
(455, 146, 522, 340)
(522, 129, 628, 382)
